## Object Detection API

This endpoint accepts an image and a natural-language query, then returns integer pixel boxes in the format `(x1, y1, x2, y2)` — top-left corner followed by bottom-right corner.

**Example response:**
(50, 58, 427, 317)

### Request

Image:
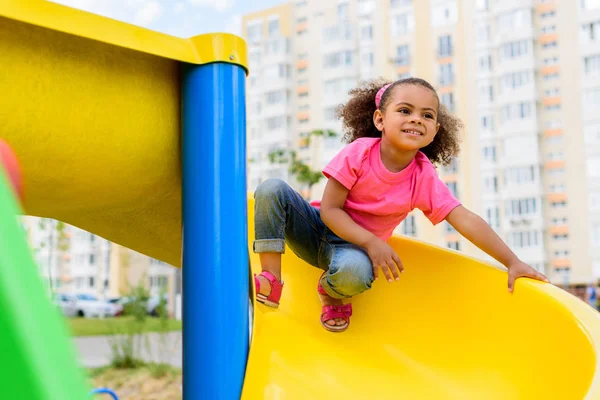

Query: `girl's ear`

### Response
(373, 110, 384, 132)
(436, 122, 441, 134)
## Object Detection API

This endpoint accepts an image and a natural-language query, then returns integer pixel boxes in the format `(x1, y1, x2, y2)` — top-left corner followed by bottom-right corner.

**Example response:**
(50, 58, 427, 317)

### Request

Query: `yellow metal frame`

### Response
(1, 0, 248, 71)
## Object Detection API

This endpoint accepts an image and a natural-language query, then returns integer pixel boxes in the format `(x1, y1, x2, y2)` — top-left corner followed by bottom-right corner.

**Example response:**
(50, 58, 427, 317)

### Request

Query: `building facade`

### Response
(242, 0, 600, 286)
(21, 216, 179, 314)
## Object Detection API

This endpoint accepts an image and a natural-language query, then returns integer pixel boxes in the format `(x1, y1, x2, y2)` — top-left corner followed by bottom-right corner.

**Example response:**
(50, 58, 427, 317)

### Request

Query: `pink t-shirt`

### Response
(319, 137, 461, 241)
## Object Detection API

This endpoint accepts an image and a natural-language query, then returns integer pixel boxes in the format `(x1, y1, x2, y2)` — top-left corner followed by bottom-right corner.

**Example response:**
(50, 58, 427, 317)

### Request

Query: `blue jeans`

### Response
(253, 179, 374, 299)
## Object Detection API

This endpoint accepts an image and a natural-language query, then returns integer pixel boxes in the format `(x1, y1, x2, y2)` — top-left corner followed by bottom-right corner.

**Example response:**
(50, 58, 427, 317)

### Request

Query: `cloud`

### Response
(133, 1, 163, 26)
(188, 0, 233, 12)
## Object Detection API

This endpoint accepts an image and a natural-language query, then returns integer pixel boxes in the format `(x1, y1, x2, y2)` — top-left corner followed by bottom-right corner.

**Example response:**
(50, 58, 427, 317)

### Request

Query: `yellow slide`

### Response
(2, 1, 600, 399)
(243, 201, 600, 399)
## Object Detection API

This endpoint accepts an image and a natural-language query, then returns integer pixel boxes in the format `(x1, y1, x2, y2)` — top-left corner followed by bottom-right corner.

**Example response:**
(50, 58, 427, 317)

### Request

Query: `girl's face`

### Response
(374, 84, 441, 152)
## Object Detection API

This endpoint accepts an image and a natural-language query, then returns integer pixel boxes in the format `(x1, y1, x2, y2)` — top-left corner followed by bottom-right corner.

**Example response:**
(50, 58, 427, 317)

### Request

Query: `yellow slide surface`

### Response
(2, 2, 600, 399)
(243, 204, 600, 400)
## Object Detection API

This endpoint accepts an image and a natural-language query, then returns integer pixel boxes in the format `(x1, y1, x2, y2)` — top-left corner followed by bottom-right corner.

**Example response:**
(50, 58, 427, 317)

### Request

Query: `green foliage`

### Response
(107, 282, 150, 369)
(267, 130, 337, 196)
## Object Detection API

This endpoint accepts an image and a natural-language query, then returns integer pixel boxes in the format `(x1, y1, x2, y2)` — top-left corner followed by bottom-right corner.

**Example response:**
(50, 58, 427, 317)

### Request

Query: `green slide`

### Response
(0, 168, 89, 398)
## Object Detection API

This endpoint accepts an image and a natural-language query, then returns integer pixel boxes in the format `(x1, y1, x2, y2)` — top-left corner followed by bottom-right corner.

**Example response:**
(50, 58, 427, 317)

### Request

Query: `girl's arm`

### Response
(445, 205, 549, 292)
(321, 178, 403, 281)
(320, 178, 374, 248)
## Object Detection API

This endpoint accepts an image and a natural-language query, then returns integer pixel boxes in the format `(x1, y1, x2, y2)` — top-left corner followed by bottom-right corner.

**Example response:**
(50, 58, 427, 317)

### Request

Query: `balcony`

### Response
(492, 0, 533, 14)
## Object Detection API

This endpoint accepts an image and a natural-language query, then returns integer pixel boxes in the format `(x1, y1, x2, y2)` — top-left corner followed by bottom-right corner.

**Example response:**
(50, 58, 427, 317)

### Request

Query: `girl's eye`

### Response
(399, 108, 410, 114)
(424, 113, 434, 119)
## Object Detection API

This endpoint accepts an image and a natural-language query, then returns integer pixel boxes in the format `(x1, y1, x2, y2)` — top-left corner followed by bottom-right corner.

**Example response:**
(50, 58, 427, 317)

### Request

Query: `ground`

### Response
(69, 316, 182, 337)
(89, 365, 182, 400)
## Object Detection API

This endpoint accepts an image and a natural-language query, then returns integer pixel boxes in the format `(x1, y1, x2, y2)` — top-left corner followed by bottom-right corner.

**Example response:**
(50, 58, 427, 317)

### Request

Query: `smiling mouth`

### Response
(402, 129, 423, 136)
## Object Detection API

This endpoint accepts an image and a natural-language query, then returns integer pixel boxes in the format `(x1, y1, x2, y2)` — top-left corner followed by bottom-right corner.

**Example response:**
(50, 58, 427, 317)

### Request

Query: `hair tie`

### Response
(375, 83, 392, 108)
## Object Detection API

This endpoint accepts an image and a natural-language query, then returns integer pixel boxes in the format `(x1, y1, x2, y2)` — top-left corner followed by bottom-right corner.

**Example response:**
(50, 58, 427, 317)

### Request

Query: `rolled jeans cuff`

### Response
(253, 239, 285, 253)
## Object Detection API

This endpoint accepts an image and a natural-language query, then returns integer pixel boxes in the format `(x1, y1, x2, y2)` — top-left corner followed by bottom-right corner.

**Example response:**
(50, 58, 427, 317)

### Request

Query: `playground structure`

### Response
(0, 0, 600, 399)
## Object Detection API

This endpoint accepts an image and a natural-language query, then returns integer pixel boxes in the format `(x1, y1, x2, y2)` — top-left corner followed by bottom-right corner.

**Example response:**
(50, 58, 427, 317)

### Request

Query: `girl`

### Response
(252, 77, 549, 333)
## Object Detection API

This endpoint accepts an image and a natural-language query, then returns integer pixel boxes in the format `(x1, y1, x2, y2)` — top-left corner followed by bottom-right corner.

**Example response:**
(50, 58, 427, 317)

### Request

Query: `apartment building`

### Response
(21, 217, 178, 311)
(242, 0, 600, 286)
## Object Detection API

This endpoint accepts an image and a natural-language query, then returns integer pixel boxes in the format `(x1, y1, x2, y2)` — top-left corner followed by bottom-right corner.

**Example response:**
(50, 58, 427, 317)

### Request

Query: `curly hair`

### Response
(336, 77, 462, 166)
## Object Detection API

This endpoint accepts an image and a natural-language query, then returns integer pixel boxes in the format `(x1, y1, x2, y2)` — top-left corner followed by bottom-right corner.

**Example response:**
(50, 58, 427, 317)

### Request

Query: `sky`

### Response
(51, 0, 285, 38)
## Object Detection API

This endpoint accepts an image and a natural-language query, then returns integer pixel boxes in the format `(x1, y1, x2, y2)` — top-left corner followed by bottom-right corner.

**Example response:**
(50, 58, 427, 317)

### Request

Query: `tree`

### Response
(268, 129, 337, 199)
(38, 218, 69, 294)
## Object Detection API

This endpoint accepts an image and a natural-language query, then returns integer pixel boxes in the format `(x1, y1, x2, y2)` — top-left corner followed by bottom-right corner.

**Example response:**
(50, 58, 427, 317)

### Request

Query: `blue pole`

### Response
(181, 62, 249, 399)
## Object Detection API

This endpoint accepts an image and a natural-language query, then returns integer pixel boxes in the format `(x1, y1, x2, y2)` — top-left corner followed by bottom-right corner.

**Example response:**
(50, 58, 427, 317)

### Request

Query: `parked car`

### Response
(55, 293, 122, 318)
(75, 293, 123, 317)
(54, 293, 78, 318)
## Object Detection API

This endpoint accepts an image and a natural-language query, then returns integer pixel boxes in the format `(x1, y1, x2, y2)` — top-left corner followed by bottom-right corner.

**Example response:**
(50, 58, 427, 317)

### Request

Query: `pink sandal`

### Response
(317, 274, 352, 332)
(254, 271, 283, 308)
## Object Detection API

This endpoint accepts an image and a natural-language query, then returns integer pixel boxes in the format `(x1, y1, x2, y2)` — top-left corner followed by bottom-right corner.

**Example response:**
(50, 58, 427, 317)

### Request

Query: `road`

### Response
(74, 331, 182, 368)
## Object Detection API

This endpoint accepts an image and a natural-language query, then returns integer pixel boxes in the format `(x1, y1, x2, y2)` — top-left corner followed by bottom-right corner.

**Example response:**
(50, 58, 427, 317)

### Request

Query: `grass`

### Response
(88, 363, 182, 400)
(68, 316, 182, 337)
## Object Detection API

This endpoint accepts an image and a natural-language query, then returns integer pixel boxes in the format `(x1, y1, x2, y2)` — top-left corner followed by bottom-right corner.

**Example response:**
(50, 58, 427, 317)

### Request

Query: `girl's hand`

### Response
(365, 237, 404, 282)
(507, 261, 550, 293)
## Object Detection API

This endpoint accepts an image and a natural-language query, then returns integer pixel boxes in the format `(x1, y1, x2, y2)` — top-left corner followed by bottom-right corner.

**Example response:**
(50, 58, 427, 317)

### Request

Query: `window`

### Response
(324, 107, 337, 122)
(500, 102, 533, 123)
(439, 35, 452, 57)
(482, 145, 496, 162)
(391, 13, 415, 36)
(581, 20, 600, 41)
(479, 84, 493, 102)
(268, 18, 280, 36)
(89, 276, 95, 287)
(396, 45, 410, 65)
(480, 114, 495, 131)
(441, 92, 454, 111)
(543, 56, 559, 65)
(265, 90, 288, 105)
(542, 41, 558, 49)
(483, 174, 498, 193)
(582, 0, 600, 10)
(553, 250, 570, 258)
(497, 9, 531, 33)
(550, 200, 568, 208)
(507, 231, 541, 248)
(247, 22, 262, 43)
(361, 51, 374, 67)
(439, 63, 454, 86)
(540, 11, 556, 18)
(266, 116, 287, 131)
(504, 166, 536, 185)
(499, 71, 533, 93)
(545, 88, 560, 96)
(478, 53, 492, 72)
(89, 254, 95, 265)
(541, 25, 556, 34)
(391, 0, 411, 6)
(323, 51, 353, 68)
(361, 25, 373, 41)
(446, 181, 458, 197)
(549, 183, 566, 192)
(338, 3, 349, 20)
(552, 233, 569, 241)
(585, 55, 600, 76)
(476, 22, 490, 42)
(500, 40, 530, 60)
(403, 215, 416, 236)
(476, 0, 489, 11)
(505, 198, 538, 217)
(545, 104, 561, 112)
(485, 206, 500, 229)
(447, 241, 461, 251)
